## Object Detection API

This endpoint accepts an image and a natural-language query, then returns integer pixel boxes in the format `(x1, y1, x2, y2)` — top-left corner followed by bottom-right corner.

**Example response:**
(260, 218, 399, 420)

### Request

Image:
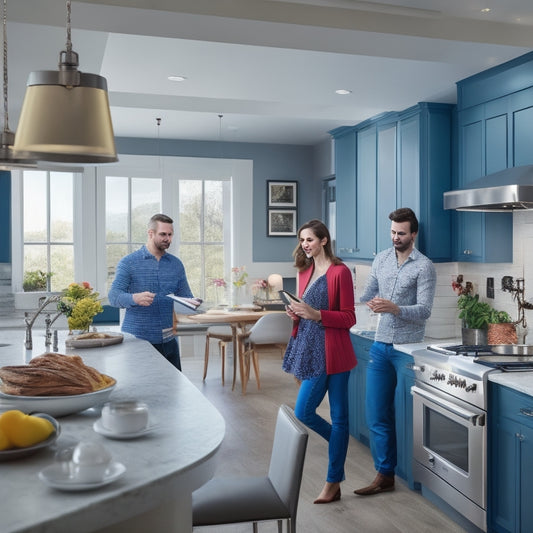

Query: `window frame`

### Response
(11, 155, 255, 297)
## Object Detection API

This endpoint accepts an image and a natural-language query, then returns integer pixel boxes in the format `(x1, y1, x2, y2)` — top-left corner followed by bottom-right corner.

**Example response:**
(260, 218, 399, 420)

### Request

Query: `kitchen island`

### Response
(0, 329, 225, 533)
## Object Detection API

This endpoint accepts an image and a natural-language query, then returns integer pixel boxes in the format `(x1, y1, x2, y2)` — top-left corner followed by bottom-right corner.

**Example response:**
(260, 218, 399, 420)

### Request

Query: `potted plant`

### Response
(22, 270, 53, 292)
(455, 286, 515, 345)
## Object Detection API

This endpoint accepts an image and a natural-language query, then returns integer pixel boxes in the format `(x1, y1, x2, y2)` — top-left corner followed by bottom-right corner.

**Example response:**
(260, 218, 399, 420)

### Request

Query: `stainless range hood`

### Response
(444, 165, 533, 211)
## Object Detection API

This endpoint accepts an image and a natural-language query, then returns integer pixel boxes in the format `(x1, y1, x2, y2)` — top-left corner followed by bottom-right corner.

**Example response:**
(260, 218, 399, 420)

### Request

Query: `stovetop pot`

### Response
(491, 344, 533, 356)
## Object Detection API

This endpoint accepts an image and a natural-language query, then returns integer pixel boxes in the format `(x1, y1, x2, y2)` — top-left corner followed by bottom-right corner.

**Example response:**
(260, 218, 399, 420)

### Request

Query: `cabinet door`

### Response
(355, 126, 377, 259)
(376, 123, 397, 253)
(335, 131, 357, 258)
(455, 104, 513, 263)
(394, 351, 417, 488)
(520, 423, 533, 532)
(509, 87, 533, 167)
(349, 335, 371, 445)
(489, 414, 519, 533)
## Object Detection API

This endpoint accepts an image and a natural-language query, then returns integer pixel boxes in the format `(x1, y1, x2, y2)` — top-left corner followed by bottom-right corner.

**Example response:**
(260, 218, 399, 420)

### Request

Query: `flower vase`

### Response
(233, 286, 244, 307)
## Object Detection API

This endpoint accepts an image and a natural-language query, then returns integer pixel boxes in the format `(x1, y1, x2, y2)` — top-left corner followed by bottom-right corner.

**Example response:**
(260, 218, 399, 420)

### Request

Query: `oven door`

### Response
(411, 383, 486, 509)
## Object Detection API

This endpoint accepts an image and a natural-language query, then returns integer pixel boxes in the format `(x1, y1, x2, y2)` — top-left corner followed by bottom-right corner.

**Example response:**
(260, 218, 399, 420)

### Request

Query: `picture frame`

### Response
(267, 180, 298, 208)
(268, 209, 297, 237)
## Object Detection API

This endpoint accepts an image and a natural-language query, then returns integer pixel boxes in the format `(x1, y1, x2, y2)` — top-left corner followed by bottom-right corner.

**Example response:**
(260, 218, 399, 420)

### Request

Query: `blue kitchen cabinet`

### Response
(333, 128, 358, 259)
(455, 55, 533, 263)
(398, 103, 453, 262)
(454, 100, 513, 262)
(355, 124, 377, 260)
(394, 349, 418, 489)
(348, 333, 416, 487)
(349, 333, 372, 446)
(376, 121, 398, 253)
(332, 103, 452, 262)
(488, 382, 533, 533)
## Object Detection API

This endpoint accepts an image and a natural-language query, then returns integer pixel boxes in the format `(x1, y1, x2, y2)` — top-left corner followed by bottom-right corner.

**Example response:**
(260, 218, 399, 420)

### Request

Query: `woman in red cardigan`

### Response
(282, 219, 357, 504)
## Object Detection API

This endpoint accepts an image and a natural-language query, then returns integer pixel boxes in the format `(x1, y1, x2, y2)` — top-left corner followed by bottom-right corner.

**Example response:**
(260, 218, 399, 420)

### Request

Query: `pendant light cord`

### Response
(65, 0, 72, 54)
(2, 0, 10, 133)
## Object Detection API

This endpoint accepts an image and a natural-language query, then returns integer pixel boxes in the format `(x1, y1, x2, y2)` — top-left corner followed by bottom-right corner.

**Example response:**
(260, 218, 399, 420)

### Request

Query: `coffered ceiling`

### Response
(6, 0, 533, 145)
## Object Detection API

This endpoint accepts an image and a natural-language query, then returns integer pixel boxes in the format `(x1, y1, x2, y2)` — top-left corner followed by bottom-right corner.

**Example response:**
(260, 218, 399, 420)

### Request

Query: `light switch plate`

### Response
(487, 277, 494, 299)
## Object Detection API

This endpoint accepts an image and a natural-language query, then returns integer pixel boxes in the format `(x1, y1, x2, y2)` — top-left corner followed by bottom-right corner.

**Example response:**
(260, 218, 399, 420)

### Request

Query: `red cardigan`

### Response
(292, 263, 357, 375)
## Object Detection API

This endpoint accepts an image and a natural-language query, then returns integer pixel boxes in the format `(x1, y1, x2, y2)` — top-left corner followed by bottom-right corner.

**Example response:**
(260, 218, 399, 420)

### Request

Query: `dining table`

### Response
(187, 307, 285, 392)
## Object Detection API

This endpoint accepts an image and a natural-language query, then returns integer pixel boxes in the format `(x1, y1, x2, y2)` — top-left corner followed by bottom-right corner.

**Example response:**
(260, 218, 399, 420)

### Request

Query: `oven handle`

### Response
(411, 385, 485, 426)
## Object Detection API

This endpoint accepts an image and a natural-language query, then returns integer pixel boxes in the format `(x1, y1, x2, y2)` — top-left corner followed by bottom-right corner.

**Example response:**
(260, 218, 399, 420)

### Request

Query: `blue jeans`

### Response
(294, 371, 350, 483)
(365, 341, 403, 477)
(152, 338, 181, 371)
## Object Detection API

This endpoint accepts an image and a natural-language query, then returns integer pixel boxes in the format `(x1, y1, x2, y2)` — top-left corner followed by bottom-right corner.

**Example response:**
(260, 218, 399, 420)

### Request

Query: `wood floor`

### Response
(181, 339, 468, 533)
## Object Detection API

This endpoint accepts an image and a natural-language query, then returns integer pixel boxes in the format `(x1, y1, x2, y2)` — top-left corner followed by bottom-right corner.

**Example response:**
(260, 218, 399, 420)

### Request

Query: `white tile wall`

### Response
(349, 211, 533, 340)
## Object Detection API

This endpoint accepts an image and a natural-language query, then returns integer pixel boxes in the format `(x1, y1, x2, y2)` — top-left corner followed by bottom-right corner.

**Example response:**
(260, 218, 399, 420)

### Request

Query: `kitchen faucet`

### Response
(24, 295, 63, 350)
(501, 277, 533, 343)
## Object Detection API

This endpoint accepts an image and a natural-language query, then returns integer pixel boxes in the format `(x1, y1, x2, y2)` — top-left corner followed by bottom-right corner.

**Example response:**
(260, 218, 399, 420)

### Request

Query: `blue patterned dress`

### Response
(282, 275, 328, 380)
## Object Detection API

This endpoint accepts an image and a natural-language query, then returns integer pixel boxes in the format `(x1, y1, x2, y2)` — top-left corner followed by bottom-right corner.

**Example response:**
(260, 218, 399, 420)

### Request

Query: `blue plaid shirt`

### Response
(361, 247, 436, 344)
(108, 245, 193, 344)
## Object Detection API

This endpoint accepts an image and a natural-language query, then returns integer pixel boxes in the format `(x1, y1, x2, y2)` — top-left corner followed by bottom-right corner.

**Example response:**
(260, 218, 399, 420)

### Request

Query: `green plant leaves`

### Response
(457, 293, 511, 329)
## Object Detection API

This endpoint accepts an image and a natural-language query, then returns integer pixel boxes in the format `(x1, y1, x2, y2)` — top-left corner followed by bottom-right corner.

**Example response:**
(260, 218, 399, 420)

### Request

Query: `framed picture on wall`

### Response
(267, 180, 298, 208)
(268, 209, 297, 236)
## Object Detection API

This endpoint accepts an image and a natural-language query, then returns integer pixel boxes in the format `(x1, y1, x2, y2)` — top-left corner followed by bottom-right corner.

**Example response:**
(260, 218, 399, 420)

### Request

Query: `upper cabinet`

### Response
(331, 103, 453, 262)
(454, 51, 533, 263)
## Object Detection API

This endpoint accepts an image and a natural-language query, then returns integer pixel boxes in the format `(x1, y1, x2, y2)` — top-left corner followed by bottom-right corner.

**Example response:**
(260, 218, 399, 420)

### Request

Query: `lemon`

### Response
(0, 426, 11, 450)
(0, 410, 55, 448)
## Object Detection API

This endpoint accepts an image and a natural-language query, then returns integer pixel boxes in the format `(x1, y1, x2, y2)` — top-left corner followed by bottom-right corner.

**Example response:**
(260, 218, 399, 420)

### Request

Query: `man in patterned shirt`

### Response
(354, 207, 436, 496)
(108, 214, 194, 370)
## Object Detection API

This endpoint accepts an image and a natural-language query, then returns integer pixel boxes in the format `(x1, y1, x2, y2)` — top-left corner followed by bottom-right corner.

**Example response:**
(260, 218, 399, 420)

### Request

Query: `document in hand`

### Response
(167, 294, 203, 315)
(278, 290, 302, 306)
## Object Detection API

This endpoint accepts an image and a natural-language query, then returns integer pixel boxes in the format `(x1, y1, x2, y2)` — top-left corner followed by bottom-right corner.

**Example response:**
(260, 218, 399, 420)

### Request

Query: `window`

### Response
(22, 170, 74, 292)
(11, 155, 254, 300)
(178, 179, 228, 300)
(105, 176, 162, 291)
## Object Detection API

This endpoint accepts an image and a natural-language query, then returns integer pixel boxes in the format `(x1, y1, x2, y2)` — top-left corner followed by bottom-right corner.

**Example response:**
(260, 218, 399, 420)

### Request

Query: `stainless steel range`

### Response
(410, 344, 497, 532)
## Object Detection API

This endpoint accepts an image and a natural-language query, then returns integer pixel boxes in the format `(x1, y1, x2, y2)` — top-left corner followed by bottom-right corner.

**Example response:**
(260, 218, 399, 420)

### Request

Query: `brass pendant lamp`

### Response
(0, 0, 36, 169)
(13, 0, 117, 164)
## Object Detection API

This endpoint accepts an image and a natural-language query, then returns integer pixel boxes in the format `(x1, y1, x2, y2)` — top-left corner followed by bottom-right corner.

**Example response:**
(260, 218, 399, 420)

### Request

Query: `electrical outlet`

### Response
(487, 277, 494, 299)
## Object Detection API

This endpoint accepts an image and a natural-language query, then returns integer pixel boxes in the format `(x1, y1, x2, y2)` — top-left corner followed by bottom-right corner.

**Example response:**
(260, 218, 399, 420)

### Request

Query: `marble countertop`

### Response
(487, 372, 533, 397)
(0, 329, 225, 533)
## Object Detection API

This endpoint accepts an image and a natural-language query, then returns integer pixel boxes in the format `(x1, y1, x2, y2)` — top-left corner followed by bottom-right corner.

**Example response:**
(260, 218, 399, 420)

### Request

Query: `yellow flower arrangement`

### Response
(57, 282, 103, 331)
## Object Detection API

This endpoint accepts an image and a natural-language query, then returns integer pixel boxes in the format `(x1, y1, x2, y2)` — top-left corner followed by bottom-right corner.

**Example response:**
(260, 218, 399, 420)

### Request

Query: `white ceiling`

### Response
(5, 0, 533, 145)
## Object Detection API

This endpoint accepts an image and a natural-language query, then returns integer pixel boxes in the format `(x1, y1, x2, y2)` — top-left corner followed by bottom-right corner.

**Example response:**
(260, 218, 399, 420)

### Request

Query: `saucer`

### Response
(93, 418, 156, 440)
(38, 461, 126, 491)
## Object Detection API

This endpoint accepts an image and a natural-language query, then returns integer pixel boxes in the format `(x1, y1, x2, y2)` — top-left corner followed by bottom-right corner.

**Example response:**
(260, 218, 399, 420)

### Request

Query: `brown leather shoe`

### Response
(353, 473, 395, 496)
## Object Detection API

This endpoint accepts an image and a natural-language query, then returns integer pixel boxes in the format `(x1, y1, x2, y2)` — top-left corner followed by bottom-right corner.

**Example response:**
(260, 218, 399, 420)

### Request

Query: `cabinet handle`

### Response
(516, 433, 525, 441)
(463, 249, 472, 255)
(520, 408, 533, 417)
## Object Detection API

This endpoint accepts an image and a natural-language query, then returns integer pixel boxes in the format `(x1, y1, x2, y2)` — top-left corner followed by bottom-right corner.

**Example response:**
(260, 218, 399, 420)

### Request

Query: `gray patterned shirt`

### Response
(361, 247, 436, 344)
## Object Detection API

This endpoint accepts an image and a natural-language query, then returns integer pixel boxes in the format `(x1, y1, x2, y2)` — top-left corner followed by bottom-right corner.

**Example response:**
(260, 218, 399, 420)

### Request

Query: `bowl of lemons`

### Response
(0, 410, 60, 461)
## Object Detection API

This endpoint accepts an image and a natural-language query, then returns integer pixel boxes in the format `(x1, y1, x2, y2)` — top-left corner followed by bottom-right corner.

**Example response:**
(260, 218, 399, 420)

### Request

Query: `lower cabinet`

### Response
(488, 382, 533, 533)
(349, 334, 416, 488)
(348, 335, 371, 446)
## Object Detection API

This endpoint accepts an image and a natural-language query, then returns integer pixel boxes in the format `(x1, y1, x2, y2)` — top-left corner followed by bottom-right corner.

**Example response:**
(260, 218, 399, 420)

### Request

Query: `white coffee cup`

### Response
(101, 400, 149, 434)
(72, 441, 112, 483)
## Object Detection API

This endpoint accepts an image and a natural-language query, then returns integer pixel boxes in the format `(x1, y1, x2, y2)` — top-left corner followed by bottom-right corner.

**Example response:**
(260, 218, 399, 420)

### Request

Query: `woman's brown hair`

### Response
(292, 219, 342, 271)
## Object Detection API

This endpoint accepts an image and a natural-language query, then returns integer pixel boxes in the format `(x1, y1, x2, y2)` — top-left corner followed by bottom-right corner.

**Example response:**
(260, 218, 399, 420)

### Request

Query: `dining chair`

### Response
(203, 325, 233, 385)
(238, 312, 293, 395)
(192, 404, 308, 533)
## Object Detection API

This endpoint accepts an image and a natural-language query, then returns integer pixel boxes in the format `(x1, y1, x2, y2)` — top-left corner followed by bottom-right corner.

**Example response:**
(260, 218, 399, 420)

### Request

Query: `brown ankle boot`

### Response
(353, 473, 395, 496)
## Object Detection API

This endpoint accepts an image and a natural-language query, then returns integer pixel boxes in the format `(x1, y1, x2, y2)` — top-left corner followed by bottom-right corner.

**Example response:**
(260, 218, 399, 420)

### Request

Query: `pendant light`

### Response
(0, 0, 36, 169)
(13, 0, 117, 164)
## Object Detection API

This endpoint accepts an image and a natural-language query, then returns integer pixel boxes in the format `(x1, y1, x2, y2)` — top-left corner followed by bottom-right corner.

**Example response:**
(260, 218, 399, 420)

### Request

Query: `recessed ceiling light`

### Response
(335, 89, 352, 95)
(168, 75, 187, 82)
(480, 8, 491, 14)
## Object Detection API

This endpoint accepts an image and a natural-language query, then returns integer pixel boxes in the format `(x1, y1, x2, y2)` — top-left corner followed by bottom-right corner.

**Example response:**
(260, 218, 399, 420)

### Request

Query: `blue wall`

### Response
(0, 171, 11, 263)
(0, 139, 326, 266)
(115, 137, 322, 262)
